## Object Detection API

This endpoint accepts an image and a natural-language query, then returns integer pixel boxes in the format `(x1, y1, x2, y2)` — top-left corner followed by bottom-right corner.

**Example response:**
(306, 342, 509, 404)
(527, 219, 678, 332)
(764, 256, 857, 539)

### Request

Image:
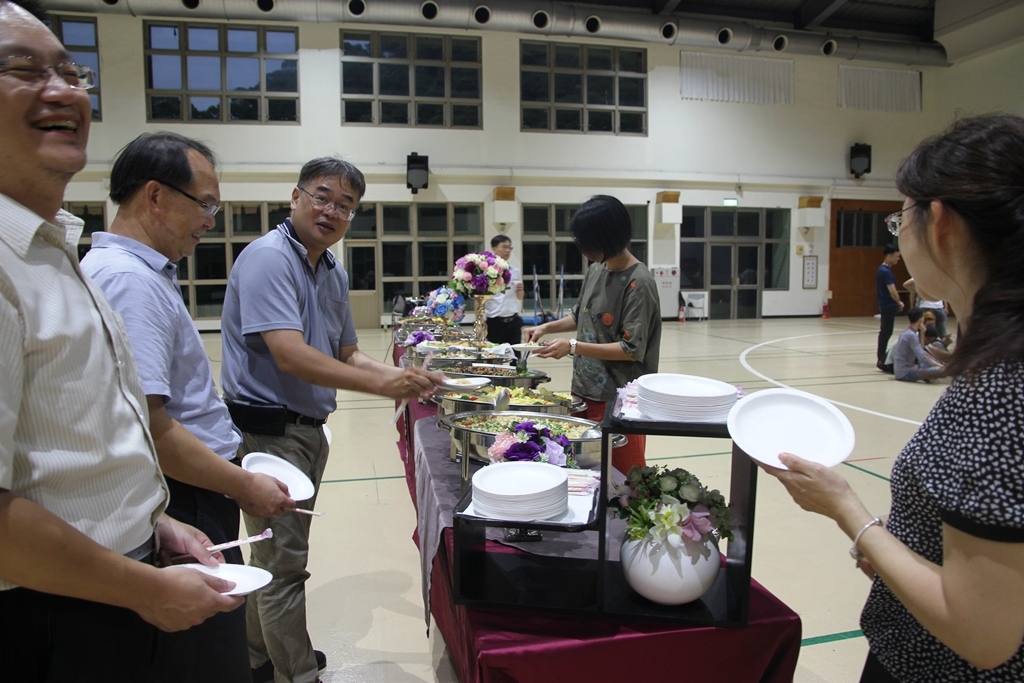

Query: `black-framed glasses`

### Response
(159, 181, 220, 218)
(885, 203, 921, 237)
(0, 55, 96, 89)
(296, 186, 357, 221)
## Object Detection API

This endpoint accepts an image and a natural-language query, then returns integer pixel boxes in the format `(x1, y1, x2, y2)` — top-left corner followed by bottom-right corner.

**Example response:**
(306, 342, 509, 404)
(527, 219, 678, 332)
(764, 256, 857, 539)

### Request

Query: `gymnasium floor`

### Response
(205, 315, 947, 682)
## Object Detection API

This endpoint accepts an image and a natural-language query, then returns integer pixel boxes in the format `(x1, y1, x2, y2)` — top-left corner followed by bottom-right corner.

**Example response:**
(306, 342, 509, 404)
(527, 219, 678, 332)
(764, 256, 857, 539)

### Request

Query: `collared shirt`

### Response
(0, 196, 167, 590)
(485, 265, 522, 319)
(81, 232, 240, 461)
(221, 220, 358, 420)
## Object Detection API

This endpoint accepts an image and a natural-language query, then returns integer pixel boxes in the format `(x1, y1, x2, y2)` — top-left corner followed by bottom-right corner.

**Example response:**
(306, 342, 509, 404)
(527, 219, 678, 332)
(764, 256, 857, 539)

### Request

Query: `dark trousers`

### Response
(0, 586, 159, 682)
(877, 307, 898, 364)
(154, 476, 250, 683)
(860, 650, 901, 682)
(486, 314, 524, 346)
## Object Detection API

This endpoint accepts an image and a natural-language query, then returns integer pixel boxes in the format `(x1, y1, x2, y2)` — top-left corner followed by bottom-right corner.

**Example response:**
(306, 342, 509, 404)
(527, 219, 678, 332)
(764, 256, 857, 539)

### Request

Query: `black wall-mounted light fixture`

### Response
(850, 143, 871, 179)
(407, 153, 429, 194)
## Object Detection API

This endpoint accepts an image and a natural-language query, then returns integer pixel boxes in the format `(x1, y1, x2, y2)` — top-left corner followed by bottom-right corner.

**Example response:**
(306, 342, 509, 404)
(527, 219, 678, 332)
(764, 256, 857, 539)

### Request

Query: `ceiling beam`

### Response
(652, 0, 684, 15)
(797, 0, 850, 30)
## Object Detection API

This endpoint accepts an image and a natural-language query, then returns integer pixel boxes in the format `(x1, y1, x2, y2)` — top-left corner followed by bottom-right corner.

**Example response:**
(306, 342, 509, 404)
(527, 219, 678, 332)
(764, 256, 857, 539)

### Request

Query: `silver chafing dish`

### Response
(432, 361, 551, 389)
(432, 386, 587, 417)
(437, 410, 626, 471)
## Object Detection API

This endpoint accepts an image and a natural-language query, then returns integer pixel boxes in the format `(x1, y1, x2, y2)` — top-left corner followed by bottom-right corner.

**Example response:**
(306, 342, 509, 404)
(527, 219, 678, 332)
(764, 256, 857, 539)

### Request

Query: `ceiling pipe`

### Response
(47, 0, 949, 66)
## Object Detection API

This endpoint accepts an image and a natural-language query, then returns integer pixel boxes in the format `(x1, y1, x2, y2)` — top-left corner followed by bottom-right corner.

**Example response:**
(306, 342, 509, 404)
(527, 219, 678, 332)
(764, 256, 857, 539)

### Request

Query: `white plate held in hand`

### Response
(241, 452, 315, 501)
(168, 563, 272, 596)
(727, 388, 855, 469)
(439, 377, 491, 390)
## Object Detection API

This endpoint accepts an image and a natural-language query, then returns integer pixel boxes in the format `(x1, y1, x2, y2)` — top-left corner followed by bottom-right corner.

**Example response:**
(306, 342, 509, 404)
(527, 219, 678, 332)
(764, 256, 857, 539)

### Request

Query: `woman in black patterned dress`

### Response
(764, 114, 1024, 682)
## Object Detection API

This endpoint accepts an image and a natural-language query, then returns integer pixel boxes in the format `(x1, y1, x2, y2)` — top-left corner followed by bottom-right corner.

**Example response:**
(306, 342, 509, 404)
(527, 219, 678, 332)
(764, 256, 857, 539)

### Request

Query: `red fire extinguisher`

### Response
(679, 305, 686, 323)
(822, 301, 831, 319)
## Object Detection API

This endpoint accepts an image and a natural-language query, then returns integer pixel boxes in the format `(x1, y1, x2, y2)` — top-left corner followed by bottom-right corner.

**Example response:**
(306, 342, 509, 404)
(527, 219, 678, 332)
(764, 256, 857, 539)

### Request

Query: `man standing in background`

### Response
(876, 244, 903, 372)
(220, 156, 443, 683)
(484, 234, 525, 345)
(82, 131, 295, 681)
(0, 3, 241, 679)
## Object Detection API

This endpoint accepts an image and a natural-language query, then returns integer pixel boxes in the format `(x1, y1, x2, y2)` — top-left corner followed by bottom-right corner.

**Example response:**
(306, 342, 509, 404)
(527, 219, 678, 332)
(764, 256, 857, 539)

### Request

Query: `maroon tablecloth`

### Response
(430, 528, 801, 683)
(394, 341, 802, 682)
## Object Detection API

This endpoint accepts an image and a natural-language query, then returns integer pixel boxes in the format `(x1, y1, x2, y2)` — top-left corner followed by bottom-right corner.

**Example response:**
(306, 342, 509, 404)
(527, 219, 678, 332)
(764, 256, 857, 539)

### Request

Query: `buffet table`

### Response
(411, 418, 802, 683)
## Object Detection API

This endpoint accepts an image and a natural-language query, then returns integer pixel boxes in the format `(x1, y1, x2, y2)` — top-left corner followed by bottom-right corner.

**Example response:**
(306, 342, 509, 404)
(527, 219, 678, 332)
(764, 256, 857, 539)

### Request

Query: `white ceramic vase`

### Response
(620, 535, 721, 605)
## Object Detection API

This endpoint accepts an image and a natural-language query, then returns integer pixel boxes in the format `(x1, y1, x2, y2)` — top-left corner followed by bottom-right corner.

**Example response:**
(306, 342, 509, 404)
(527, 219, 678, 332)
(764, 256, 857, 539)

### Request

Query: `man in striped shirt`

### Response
(0, 2, 242, 680)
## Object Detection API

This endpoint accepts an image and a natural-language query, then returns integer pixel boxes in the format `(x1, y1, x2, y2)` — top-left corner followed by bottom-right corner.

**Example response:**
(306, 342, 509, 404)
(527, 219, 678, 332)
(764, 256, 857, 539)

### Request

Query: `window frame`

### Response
(340, 31, 482, 129)
(519, 40, 648, 136)
(51, 15, 101, 121)
(143, 21, 300, 124)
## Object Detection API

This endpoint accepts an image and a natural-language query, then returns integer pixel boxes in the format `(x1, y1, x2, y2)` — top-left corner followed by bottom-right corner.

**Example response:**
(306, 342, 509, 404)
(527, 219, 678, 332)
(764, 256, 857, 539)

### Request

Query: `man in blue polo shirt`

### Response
(876, 244, 904, 372)
(220, 156, 444, 683)
(81, 132, 295, 681)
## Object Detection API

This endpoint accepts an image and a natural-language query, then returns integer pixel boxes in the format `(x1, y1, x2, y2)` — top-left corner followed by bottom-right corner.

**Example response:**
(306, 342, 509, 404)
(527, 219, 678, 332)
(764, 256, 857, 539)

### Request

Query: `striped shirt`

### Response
(0, 196, 168, 591)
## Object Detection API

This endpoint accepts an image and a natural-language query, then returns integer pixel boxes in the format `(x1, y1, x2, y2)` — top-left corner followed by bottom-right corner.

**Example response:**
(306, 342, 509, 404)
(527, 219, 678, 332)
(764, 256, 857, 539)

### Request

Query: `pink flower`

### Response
(678, 505, 713, 543)
(487, 432, 518, 462)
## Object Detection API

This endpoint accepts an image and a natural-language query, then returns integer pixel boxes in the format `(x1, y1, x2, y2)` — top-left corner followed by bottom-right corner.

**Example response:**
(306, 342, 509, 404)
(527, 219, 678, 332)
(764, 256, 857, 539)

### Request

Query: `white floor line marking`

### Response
(738, 331, 923, 426)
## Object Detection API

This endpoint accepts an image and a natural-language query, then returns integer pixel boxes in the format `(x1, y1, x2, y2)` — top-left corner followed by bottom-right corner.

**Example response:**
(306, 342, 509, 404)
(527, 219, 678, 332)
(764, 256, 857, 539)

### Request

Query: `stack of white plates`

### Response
(636, 373, 737, 423)
(471, 461, 568, 521)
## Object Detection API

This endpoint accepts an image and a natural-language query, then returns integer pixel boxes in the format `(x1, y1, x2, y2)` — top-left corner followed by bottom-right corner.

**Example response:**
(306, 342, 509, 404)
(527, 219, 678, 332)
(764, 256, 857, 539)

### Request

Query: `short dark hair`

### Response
(883, 244, 899, 256)
(907, 307, 924, 324)
(110, 132, 217, 205)
(570, 195, 632, 262)
(297, 157, 366, 202)
(924, 325, 939, 340)
(490, 235, 511, 249)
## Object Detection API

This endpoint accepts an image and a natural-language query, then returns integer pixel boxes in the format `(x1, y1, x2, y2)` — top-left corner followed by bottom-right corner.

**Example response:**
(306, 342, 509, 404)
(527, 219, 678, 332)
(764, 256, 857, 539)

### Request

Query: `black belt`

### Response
(284, 409, 327, 427)
(489, 315, 520, 324)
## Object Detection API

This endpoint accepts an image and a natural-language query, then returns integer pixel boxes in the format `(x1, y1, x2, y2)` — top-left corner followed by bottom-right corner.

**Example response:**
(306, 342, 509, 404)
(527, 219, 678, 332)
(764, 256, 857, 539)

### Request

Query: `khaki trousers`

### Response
(240, 424, 329, 683)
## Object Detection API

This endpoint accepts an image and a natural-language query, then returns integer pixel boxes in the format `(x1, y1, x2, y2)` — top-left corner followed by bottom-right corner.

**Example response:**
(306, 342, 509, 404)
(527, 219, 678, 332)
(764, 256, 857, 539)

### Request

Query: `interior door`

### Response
(709, 243, 761, 320)
(828, 199, 907, 317)
(345, 244, 379, 329)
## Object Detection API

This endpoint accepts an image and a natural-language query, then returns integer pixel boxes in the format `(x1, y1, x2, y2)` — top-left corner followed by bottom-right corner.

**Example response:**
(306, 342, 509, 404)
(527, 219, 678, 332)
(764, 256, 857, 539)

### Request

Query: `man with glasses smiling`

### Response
(1, 3, 245, 680)
(82, 132, 297, 682)
(220, 156, 444, 683)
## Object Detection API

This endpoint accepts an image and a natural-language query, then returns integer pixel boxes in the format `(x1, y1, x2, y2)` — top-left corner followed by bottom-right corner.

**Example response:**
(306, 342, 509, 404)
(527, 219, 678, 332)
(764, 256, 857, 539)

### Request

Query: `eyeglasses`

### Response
(0, 55, 96, 89)
(159, 181, 221, 218)
(297, 186, 357, 221)
(885, 203, 921, 237)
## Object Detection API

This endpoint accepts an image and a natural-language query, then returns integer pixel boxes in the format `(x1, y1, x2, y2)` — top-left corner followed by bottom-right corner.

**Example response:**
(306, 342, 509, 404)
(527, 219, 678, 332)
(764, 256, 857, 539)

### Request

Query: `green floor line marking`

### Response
(801, 630, 864, 647)
(321, 474, 406, 485)
(842, 461, 892, 483)
(657, 451, 732, 461)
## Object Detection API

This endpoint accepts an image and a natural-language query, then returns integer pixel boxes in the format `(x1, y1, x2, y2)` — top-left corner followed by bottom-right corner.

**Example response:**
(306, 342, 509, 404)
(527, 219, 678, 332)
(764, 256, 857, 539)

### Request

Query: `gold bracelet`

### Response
(849, 516, 884, 566)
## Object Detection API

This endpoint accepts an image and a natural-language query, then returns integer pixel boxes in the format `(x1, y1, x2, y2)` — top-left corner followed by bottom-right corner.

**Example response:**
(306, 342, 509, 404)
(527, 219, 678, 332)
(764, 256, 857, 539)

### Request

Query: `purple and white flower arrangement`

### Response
(450, 251, 511, 297)
(609, 465, 734, 546)
(487, 420, 578, 468)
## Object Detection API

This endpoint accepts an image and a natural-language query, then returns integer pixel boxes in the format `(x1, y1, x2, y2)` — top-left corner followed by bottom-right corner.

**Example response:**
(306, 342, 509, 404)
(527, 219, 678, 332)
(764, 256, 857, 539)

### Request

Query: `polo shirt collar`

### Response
(279, 218, 336, 271)
(90, 231, 178, 281)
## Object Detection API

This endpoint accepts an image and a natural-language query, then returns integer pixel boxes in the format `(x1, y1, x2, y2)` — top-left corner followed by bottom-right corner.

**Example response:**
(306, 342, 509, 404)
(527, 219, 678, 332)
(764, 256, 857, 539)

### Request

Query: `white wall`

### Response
(66, 13, 1024, 317)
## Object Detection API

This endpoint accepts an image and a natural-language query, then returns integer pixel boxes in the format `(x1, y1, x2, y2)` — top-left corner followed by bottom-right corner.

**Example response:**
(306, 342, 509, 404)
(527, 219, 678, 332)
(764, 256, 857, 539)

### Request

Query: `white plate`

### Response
(241, 452, 315, 501)
(472, 460, 568, 496)
(637, 373, 737, 400)
(510, 343, 543, 352)
(439, 376, 491, 390)
(169, 563, 272, 596)
(727, 388, 855, 469)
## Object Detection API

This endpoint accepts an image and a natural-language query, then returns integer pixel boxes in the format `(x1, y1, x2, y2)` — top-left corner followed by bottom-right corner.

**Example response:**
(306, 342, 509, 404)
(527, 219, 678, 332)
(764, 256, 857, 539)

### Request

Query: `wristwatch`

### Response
(569, 338, 577, 356)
